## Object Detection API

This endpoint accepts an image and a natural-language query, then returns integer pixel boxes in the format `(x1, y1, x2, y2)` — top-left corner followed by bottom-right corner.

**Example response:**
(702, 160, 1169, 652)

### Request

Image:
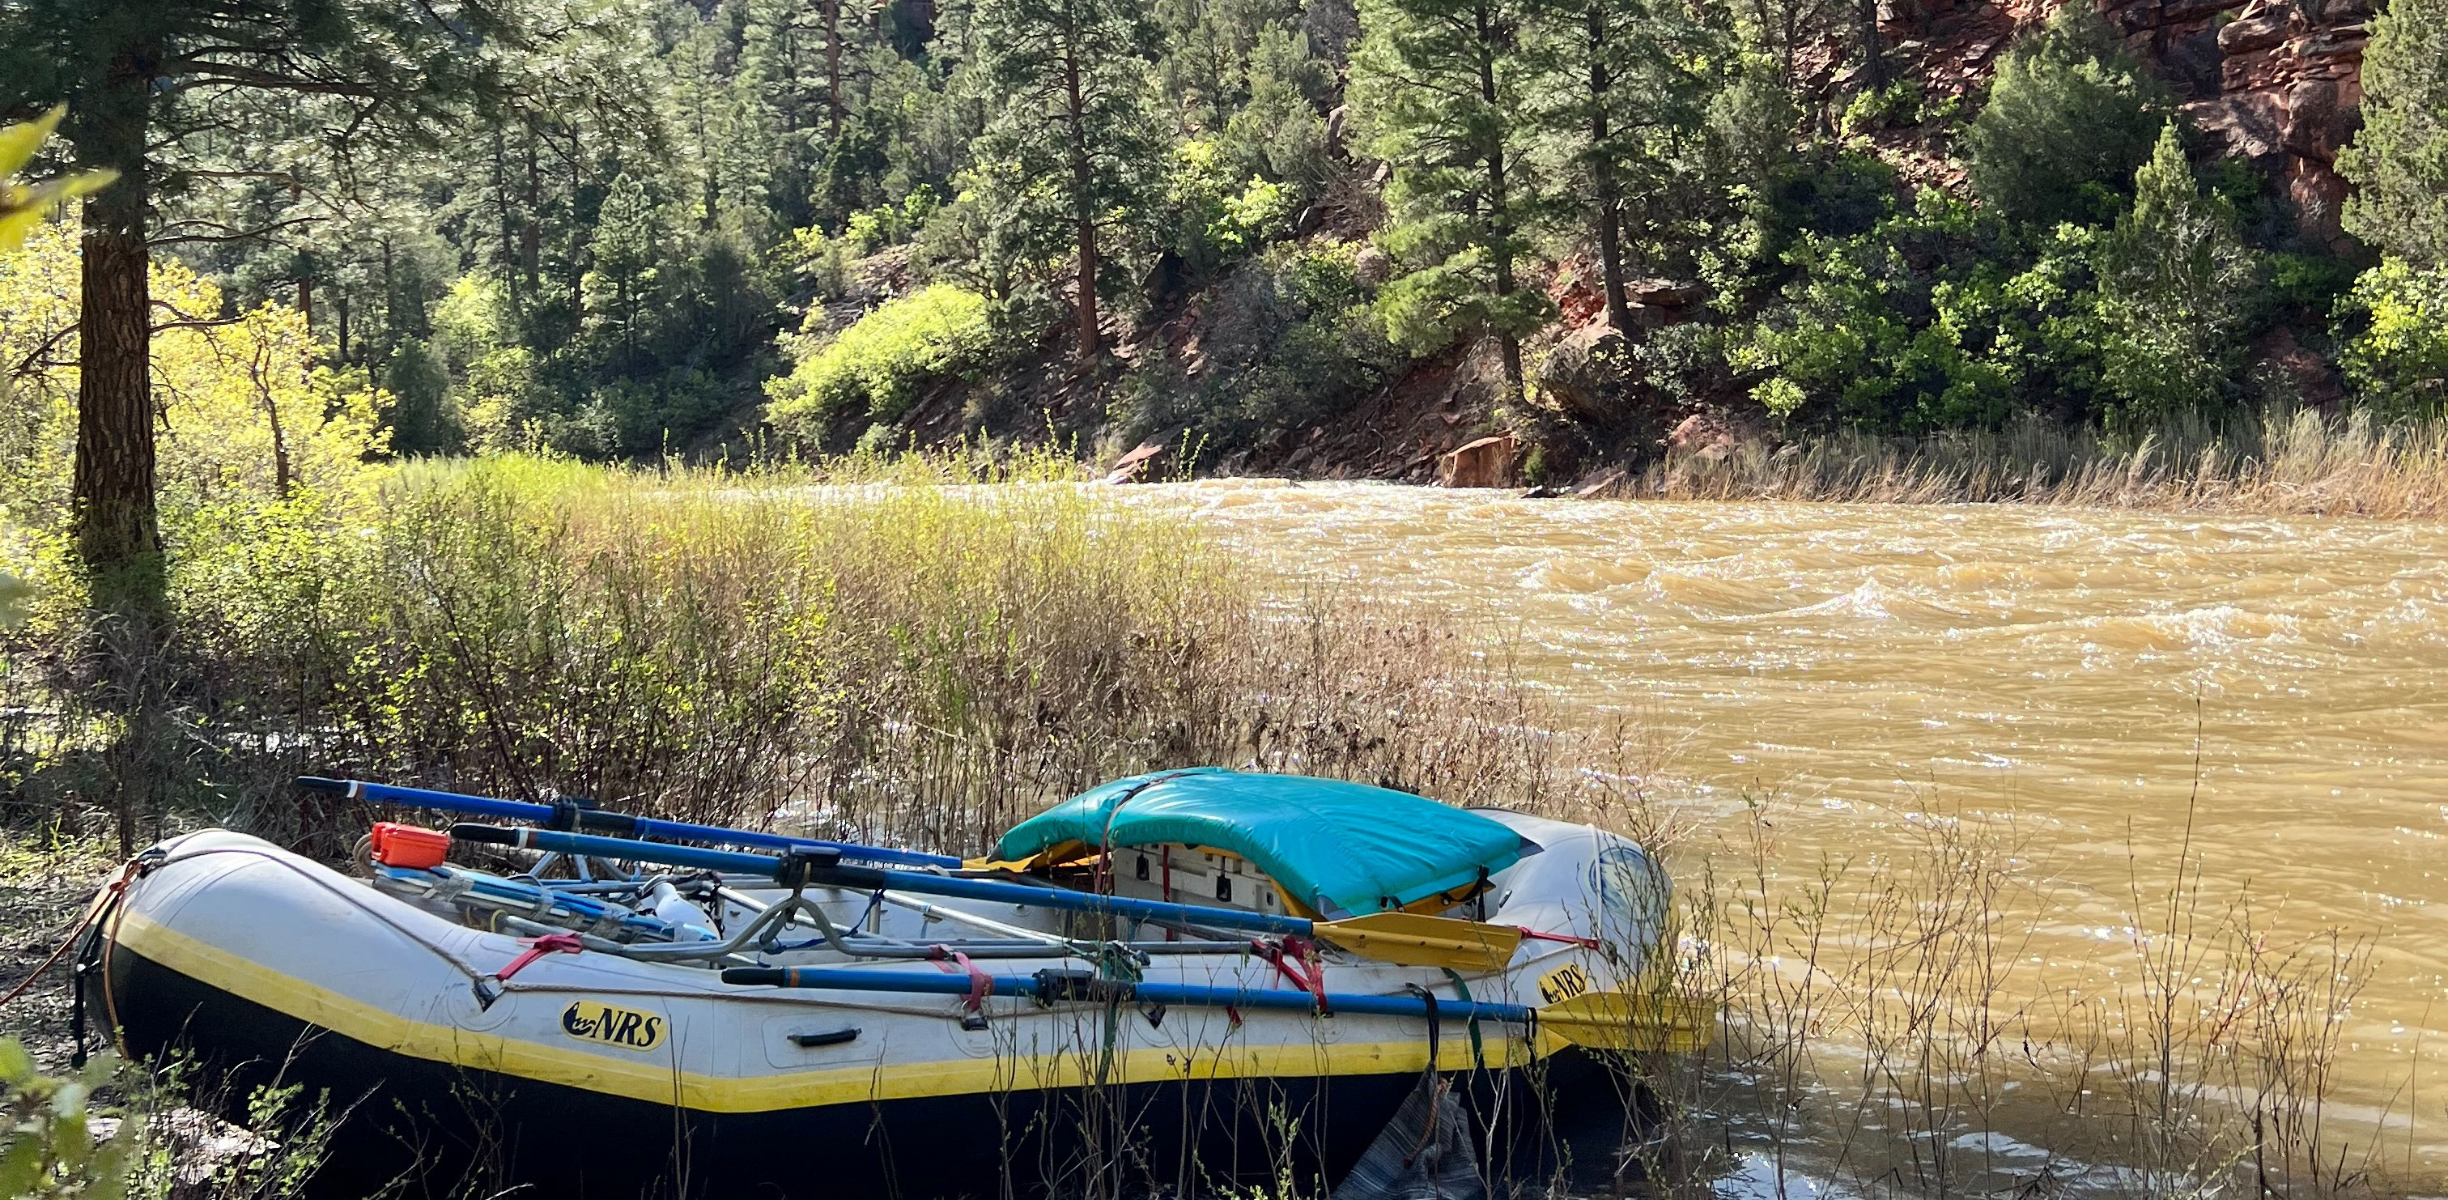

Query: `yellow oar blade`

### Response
(1538, 991, 1717, 1053)
(1313, 911, 1523, 971)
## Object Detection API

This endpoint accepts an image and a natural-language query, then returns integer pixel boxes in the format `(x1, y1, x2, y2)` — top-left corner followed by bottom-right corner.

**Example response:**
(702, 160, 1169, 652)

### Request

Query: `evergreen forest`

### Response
(4, 0, 2447, 558)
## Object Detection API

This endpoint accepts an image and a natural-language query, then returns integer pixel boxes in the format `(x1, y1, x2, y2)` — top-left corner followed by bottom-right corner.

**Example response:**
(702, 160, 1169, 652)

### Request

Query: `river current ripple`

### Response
(1140, 479, 2448, 1180)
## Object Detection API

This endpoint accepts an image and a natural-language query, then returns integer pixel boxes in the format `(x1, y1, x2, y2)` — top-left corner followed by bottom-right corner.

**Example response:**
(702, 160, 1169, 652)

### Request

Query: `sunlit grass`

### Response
(1642, 408, 2448, 518)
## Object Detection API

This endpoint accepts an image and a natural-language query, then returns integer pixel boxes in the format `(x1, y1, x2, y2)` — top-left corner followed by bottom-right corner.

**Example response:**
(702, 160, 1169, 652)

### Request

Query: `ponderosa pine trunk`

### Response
(521, 132, 542, 293)
(1063, 31, 1099, 361)
(1476, 3, 1523, 403)
(825, 0, 844, 136)
(71, 43, 162, 605)
(1857, 0, 1888, 90)
(1587, 0, 1633, 331)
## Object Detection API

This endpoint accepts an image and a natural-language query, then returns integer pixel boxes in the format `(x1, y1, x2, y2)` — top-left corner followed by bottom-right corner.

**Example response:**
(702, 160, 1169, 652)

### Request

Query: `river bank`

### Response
(1091, 400, 2448, 520)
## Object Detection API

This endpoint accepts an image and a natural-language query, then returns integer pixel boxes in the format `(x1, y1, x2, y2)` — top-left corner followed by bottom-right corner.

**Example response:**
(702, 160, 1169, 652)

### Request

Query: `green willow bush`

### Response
(2340, 260, 2448, 417)
(764, 283, 993, 437)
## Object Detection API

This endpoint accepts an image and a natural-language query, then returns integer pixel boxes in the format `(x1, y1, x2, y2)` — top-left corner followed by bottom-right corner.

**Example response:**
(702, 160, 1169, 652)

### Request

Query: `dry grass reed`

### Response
(1573, 780, 2395, 1200)
(1635, 409, 2448, 518)
(0, 452, 1597, 860)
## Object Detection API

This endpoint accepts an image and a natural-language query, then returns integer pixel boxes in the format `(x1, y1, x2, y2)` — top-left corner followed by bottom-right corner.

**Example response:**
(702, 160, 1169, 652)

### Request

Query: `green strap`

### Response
(1440, 968, 1486, 1072)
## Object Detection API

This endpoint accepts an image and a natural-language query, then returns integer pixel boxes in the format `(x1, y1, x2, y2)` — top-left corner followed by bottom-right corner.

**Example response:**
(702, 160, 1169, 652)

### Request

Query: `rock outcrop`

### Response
(1886, 0, 2368, 249)
(1104, 437, 1170, 484)
(1667, 412, 1778, 462)
(2186, 0, 2370, 248)
(1534, 323, 1639, 423)
(1439, 434, 1518, 488)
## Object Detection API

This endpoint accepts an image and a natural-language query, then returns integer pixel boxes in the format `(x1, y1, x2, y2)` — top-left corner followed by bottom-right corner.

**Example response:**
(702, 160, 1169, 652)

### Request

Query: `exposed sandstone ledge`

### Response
(1889, 0, 2367, 249)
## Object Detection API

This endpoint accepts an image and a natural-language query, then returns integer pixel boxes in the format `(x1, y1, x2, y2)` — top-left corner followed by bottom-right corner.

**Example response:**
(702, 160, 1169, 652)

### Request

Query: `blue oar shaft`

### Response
(456, 826, 786, 876)
(731, 966, 1537, 1024)
(454, 825, 1321, 939)
(302, 777, 962, 868)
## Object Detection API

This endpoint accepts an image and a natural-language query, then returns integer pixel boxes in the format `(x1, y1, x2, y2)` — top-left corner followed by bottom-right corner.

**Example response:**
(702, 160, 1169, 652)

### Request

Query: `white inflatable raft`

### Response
(88, 770, 1695, 1197)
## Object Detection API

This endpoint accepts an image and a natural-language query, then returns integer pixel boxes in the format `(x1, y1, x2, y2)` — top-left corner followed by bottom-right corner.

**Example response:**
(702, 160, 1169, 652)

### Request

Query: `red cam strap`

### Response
(1254, 937, 1330, 1014)
(930, 946, 995, 1013)
(1518, 928, 1604, 949)
(496, 933, 584, 981)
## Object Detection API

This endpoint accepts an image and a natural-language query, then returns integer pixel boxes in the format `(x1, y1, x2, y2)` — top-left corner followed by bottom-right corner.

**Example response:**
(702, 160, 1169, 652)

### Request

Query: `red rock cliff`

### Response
(2182, 0, 2369, 247)
(1895, 0, 2368, 248)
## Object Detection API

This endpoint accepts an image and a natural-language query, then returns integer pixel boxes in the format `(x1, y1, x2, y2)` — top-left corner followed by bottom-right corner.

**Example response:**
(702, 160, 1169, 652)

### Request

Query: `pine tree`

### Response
(1217, 26, 1335, 189)
(2094, 123, 2259, 417)
(1535, 0, 1717, 330)
(2337, 0, 2448, 267)
(585, 173, 662, 372)
(970, 0, 1164, 360)
(1352, 0, 1555, 402)
(0, 0, 507, 602)
(1155, 0, 1299, 134)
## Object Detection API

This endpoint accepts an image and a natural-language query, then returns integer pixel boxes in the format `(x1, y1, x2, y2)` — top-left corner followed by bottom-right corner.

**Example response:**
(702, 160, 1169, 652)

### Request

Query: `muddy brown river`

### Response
(1142, 479, 2448, 1180)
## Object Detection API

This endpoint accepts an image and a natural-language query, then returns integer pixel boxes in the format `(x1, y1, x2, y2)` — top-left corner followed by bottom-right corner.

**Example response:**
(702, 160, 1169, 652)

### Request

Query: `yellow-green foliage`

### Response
(0, 107, 116, 253)
(763, 284, 991, 437)
(432, 275, 548, 453)
(37, 449, 1564, 856)
(0, 218, 388, 621)
(2341, 258, 2448, 416)
(165, 455, 1240, 849)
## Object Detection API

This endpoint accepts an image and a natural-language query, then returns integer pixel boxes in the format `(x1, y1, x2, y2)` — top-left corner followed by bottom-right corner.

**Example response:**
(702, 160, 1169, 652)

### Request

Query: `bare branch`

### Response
(148, 215, 326, 247)
(152, 316, 254, 334)
(9, 322, 79, 379)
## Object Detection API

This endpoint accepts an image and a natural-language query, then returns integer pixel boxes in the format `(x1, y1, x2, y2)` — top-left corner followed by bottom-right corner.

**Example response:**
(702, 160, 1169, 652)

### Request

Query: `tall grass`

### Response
(1585, 785, 2392, 1200)
(0, 454, 1582, 859)
(1638, 409, 2448, 517)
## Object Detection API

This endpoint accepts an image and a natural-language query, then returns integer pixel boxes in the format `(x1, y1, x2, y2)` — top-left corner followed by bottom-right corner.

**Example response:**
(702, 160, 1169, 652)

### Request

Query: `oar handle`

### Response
(298, 776, 962, 868)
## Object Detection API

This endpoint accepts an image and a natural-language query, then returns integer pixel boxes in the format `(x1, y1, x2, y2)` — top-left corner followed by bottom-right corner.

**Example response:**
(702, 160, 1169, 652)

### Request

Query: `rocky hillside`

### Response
(782, 0, 2387, 489)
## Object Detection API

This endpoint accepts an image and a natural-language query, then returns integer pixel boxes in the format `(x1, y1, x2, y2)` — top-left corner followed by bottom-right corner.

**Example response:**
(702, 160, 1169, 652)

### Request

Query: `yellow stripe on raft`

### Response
(115, 911, 1535, 1114)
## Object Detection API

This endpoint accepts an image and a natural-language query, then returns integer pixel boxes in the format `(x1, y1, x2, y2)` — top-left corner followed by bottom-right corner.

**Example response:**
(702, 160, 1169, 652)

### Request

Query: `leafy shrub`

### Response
(2338, 258, 2448, 416)
(1961, 7, 2169, 227)
(1166, 140, 1301, 274)
(844, 208, 895, 255)
(0, 1039, 141, 1195)
(2266, 251, 2361, 311)
(1753, 376, 1807, 417)
(1733, 192, 2038, 430)
(595, 367, 736, 457)
(1706, 150, 1901, 305)
(763, 284, 993, 437)
(1213, 177, 1296, 257)
(1769, 151, 1898, 241)
(790, 227, 853, 300)
(456, 345, 548, 454)
(1840, 80, 1922, 136)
